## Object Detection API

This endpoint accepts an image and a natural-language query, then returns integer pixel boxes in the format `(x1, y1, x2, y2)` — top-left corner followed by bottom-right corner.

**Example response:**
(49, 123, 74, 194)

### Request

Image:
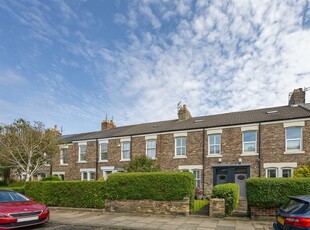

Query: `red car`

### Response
(0, 190, 49, 229)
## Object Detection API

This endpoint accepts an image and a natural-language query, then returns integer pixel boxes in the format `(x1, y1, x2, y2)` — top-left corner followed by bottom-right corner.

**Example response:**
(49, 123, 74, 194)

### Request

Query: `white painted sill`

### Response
(173, 156, 187, 159)
(284, 151, 305, 155)
(98, 160, 108, 163)
(207, 154, 222, 158)
(59, 163, 69, 166)
(77, 161, 87, 163)
(120, 159, 131, 162)
(240, 153, 259, 157)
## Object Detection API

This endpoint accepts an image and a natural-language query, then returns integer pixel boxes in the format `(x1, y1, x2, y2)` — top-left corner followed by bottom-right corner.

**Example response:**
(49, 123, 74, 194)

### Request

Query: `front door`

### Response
(235, 174, 247, 199)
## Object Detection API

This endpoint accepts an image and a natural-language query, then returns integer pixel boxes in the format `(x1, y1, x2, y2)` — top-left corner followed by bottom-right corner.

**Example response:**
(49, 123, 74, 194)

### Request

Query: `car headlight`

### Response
(43, 207, 49, 214)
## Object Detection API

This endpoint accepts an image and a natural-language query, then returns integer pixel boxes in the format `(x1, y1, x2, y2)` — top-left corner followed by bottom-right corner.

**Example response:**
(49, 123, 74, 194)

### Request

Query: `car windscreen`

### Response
(0, 191, 30, 203)
(281, 199, 309, 214)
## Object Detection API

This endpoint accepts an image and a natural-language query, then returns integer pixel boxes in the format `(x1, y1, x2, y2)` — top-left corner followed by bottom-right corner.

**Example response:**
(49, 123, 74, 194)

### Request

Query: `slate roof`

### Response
(63, 103, 310, 143)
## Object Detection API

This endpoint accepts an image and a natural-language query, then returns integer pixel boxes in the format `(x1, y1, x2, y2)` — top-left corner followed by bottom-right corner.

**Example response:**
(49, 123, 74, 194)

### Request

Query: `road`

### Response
(22, 223, 108, 230)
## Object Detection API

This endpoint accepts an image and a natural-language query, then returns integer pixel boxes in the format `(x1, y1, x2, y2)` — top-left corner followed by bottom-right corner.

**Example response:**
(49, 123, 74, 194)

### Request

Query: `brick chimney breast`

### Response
(178, 105, 192, 121)
(101, 120, 116, 130)
(289, 88, 305, 106)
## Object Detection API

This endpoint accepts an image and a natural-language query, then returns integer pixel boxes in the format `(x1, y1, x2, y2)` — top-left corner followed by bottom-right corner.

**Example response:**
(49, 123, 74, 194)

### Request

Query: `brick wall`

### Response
(250, 206, 277, 220)
(105, 199, 190, 215)
(37, 119, 310, 198)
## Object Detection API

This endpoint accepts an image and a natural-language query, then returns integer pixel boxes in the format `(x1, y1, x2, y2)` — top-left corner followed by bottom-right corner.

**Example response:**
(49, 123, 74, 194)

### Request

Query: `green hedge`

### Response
(41, 175, 61, 181)
(103, 172, 195, 202)
(212, 183, 239, 216)
(247, 178, 310, 208)
(25, 181, 105, 208)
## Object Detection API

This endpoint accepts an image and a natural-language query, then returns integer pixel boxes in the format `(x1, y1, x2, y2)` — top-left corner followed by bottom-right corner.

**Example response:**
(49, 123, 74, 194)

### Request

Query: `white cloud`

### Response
(0, 70, 27, 86)
(1, 0, 310, 134)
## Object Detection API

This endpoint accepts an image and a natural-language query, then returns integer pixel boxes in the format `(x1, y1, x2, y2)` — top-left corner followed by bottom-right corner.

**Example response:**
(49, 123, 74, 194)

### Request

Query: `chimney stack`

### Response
(178, 104, 192, 121)
(289, 88, 305, 106)
(101, 115, 116, 130)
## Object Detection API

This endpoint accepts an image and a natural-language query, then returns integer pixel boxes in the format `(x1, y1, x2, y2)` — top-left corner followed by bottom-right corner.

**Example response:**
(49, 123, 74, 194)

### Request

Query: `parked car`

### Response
(273, 195, 310, 230)
(0, 190, 49, 229)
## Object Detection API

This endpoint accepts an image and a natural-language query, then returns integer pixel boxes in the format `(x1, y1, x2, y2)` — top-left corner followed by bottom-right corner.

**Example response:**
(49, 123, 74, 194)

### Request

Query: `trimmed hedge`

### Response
(247, 178, 310, 208)
(25, 181, 105, 208)
(212, 183, 239, 216)
(41, 175, 61, 181)
(103, 172, 195, 202)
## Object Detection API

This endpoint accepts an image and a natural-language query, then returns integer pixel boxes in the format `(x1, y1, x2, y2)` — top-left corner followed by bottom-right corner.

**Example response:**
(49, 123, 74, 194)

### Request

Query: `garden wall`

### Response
(105, 198, 190, 215)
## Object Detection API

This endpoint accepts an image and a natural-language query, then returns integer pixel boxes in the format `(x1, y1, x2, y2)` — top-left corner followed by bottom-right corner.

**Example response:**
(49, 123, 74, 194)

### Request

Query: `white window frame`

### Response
(99, 140, 108, 162)
(60, 146, 68, 165)
(146, 139, 156, 159)
(80, 168, 96, 181)
(101, 166, 117, 180)
(78, 142, 87, 163)
(282, 168, 293, 178)
(121, 138, 131, 161)
(264, 163, 296, 178)
(285, 127, 303, 153)
(174, 136, 187, 158)
(208, 134, 221, 156)
(242, 131, 258, 155)
(266, 168, 278, 178)
(179, 165, 203, 188)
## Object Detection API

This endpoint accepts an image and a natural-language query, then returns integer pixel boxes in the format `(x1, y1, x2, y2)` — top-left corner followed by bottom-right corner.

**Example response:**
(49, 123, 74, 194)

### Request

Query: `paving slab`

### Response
(49, 208, 274, 230)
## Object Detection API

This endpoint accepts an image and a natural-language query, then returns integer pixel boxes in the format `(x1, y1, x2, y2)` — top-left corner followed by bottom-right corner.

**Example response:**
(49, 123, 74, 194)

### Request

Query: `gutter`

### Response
(95, 138, 99, 180)
(202, 129, 205, 194)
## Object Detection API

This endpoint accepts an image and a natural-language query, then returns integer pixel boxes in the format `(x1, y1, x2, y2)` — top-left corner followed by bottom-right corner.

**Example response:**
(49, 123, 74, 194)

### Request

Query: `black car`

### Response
(274, 195, 310, 230)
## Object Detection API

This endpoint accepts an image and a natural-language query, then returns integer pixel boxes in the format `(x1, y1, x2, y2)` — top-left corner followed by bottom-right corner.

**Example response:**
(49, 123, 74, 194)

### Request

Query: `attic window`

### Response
(194, 119, 204, 123)
(266, 110, 278, 114)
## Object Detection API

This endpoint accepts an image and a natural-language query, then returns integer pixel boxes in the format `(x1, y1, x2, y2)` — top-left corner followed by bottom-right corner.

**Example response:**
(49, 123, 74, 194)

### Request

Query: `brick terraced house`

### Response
(40, 88, 310, 197)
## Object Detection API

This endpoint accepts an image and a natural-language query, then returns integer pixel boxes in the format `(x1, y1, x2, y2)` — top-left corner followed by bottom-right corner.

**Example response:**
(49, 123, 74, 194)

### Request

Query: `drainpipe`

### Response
(130, 135, 133, 160)
(258, 123, 262, 177)
(202, 129, 205, 194)
(95, 139, 99, 180)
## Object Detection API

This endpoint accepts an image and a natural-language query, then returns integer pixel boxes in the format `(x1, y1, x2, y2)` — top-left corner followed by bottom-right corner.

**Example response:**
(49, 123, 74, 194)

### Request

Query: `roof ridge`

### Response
(299, 103, 310, 111)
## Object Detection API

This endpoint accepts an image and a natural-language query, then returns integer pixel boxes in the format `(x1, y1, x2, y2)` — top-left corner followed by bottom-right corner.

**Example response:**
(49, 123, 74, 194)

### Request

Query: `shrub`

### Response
(0, 181, 7, 186)
(8, 181, 26, 187)
(125, 155, 160, 172)
(294, 166, 310, 177)
(247, 178, 310, 208)
(41, 175, 61, 181)
(103, 172, 195, 202)
(25, 181, 105, 208)
(212, 183, 239, 216)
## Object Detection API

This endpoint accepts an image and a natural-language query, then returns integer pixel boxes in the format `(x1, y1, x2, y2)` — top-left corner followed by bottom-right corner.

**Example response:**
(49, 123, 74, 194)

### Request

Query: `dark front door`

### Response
(213, 165, 250, 199)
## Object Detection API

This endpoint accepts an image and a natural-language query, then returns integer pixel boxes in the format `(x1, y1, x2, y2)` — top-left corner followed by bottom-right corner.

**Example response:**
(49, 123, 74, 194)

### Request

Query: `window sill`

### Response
(173, 156, 187, 159)
(240, 153, 259, 157)
(120, 159, 131, 162)
(147, 157, 157, 160)
(207, 154, 222, 158)
(77, 161, 87, 163)
(284, 151, 305, 155)
(59, 163, 69, 166)
(98, 160, 108, 163)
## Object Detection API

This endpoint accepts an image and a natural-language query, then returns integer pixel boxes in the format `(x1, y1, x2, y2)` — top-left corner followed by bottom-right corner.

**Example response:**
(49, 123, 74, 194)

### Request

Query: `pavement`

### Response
(49, 207, 274, 230)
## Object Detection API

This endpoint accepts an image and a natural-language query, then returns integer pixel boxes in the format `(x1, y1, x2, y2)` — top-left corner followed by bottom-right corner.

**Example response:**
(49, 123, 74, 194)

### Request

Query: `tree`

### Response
(126, 155, 160, 172)
(0, 119, 61, 181)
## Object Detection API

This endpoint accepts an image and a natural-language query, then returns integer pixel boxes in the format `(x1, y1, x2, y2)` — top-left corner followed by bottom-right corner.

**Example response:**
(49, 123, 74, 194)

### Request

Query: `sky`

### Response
(0, 0, 310, 135)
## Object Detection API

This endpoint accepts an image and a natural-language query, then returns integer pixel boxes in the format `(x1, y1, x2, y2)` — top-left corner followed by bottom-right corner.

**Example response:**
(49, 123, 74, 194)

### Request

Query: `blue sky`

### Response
(0, 0, 310, 135)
